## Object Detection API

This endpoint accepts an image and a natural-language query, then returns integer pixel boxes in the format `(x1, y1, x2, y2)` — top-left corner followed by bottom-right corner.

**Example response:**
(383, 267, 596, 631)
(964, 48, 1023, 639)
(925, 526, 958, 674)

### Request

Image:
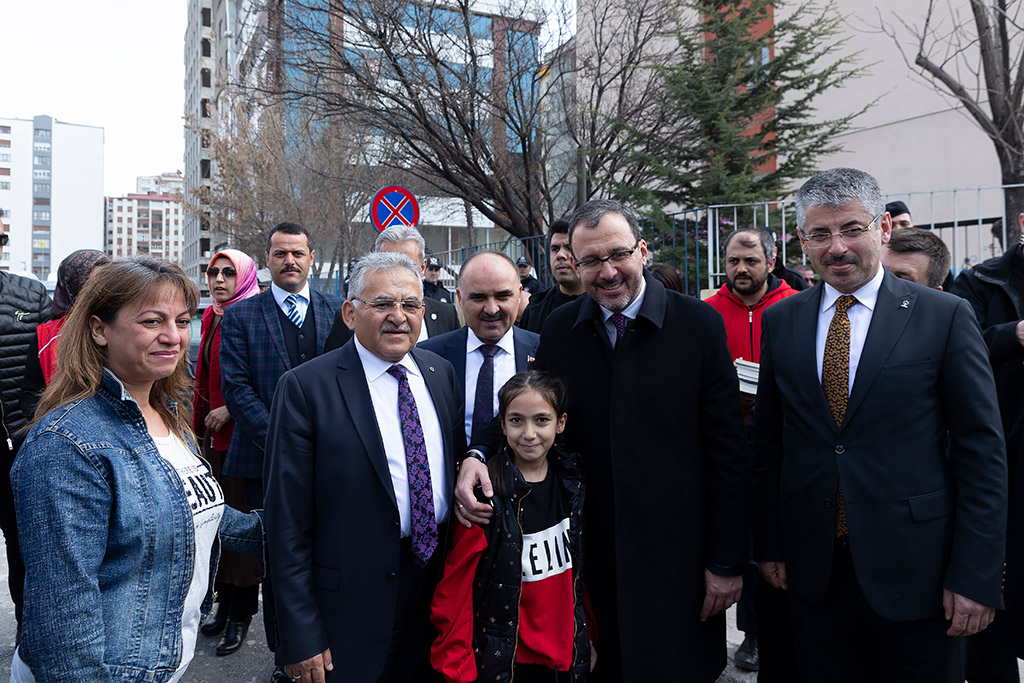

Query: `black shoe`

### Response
(271, 667, 293, 683)
(199, 604, 227, 637)
(733, 635, 759, 671)
(215, 618, 250, 656)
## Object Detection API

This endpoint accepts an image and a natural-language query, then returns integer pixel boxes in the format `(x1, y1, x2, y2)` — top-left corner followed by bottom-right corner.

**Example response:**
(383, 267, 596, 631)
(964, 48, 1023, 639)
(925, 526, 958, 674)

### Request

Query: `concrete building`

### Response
(0, 115, 104, 279)
(183, 0, 218, 293)
(104, 192, 185, 263)
(137, 171, 184, 195)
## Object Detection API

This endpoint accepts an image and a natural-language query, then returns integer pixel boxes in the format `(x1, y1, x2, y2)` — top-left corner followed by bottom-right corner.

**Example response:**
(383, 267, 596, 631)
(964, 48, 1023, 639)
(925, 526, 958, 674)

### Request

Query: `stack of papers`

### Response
(735, 359, 760, 395)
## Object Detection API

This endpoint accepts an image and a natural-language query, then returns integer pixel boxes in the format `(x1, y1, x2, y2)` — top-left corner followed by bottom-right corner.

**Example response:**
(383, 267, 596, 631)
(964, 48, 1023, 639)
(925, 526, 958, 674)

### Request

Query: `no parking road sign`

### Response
(370, 185, 420, 233)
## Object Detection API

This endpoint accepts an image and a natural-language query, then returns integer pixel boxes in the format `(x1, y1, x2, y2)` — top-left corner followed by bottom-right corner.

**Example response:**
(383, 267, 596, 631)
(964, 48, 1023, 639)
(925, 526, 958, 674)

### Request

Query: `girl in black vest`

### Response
(431, 370, 594, 682)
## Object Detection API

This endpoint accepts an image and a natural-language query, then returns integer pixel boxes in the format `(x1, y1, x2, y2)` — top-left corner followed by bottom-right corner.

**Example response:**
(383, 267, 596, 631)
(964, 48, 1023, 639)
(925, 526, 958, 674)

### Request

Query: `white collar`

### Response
(599, 275, 647, 322)
(354, 336, 420, 383)
(820, 266, 885, 314)
(466, 325, 516, 356)
(271, 281, 311, 306)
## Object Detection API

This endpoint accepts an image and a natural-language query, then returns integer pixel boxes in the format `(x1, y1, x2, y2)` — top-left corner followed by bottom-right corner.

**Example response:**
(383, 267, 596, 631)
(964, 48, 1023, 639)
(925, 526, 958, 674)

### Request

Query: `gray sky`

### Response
(1, 1, 186, 197)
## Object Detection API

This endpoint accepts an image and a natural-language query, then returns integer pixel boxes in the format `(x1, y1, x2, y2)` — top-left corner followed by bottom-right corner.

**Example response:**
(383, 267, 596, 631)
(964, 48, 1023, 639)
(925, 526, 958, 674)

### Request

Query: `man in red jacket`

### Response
(705, 227, 797, 679)
(706, 228, 797, 364)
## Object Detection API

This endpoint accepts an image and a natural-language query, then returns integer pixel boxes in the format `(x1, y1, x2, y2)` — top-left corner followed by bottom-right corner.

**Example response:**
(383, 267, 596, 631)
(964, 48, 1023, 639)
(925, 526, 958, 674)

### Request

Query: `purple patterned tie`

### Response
(472, 344, 499, 439)
(610, 313, 628, 342)
(386, 365, 437, 565)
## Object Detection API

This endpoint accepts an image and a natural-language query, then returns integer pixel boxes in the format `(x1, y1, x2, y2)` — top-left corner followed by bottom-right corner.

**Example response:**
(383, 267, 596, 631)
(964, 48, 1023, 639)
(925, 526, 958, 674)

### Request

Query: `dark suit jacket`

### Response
(755, 269, 1007, 620)
(524, 272, 748, 682)
(219, 288, 342, 478)
(264, 343, 463, 679)
(323, 297, 460, 353)
(417, 325, 539, 397)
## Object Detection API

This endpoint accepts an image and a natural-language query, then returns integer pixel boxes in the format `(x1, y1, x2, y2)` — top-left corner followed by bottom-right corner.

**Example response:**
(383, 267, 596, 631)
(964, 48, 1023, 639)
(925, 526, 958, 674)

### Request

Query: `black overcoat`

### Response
(532, 271, 750, 682)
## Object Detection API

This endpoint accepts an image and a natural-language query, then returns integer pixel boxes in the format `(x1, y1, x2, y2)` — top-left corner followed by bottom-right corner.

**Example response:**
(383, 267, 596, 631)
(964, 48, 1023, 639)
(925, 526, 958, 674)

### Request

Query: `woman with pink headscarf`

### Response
(191, 249, 261, 656)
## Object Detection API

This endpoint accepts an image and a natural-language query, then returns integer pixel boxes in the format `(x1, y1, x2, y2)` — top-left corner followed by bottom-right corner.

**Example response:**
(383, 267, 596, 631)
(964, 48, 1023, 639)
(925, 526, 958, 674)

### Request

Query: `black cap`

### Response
(425, 256, 441, 268)
(516, 256, 530, 266)
(885, 200, 910, 217)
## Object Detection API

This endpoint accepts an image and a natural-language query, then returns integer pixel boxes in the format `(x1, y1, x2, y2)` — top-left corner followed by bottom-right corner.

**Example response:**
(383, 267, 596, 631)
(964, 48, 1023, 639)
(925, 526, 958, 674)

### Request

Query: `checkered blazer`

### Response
(219, 288, 343, 478)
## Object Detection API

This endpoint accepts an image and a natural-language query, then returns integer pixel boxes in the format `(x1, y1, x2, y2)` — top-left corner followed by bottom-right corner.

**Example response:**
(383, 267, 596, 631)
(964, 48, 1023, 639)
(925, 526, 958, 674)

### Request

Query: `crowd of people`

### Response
(0, 165, 1021, 683)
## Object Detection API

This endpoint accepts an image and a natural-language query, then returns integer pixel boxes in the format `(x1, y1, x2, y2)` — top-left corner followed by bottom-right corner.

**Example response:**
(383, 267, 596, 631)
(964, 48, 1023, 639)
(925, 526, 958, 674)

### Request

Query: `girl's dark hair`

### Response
(488, 370, 569, 498)
(497, 370, 568, 422)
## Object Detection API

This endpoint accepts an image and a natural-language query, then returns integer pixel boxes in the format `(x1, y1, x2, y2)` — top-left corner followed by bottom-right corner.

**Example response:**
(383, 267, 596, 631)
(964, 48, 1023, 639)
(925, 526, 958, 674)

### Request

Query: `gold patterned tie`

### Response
(822, 295, 856, 537)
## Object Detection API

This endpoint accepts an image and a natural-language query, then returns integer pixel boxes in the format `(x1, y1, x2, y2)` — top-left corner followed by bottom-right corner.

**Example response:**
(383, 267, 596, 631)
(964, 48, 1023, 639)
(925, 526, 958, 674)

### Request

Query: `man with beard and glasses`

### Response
(455, 199, 750, 682)
(219, 222, 343, 683)
(705, 227, 797, 678)
(419, 251, 539, 445)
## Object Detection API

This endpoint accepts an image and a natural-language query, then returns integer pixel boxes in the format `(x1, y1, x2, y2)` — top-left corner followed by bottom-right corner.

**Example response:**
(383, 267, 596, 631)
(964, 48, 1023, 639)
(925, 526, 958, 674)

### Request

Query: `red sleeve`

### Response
(430, 522, 488, 682)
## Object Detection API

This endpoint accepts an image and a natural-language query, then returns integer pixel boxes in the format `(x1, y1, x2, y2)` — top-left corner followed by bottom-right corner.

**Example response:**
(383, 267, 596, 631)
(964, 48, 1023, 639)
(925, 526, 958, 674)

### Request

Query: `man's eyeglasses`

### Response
(352, 297, 425, 314)
(574, 240, 641, 271)
(799, 214, 882, 250)
(0, 234, 9, 247)
(207, 266, 236, 278)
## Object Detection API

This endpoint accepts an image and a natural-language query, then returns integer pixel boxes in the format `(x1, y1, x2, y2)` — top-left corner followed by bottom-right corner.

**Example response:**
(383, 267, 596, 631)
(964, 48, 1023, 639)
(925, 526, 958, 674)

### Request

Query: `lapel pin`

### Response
(900, 299, 909, 309)
(429, 366, 435, 372)
(528, 355, 535, 363)
(431, 313, 437, 320)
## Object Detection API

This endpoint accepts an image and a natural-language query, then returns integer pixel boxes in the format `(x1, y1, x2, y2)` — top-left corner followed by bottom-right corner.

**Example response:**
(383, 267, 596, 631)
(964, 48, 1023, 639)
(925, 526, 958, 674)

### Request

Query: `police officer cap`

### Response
(425, 256, 442, 268)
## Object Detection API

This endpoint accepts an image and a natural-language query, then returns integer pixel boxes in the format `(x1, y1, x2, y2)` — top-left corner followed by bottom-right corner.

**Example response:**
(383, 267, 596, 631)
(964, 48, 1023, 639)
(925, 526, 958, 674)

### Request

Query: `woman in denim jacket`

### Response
(9, 257, 264, 682)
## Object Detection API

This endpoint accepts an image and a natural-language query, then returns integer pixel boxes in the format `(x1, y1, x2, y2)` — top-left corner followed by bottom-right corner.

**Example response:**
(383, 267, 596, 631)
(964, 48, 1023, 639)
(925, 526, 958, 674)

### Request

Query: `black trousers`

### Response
(380, 538, 442, 683)
(756, 574, 800, 683)
(965, 613, 1020, 683)
(244, 477, 278, 652)
(0, 440, 23, 625)
(214, 582, 260, 620)
(789, 539, 964, 683)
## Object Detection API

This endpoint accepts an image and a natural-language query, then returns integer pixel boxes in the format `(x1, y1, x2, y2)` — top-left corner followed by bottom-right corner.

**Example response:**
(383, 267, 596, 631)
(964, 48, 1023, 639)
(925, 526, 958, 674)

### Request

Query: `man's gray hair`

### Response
(567, 199, 642, 249)
(375, 225, 425, 263)
(795, 168, 884, 231)
(347, 252, 422, 301)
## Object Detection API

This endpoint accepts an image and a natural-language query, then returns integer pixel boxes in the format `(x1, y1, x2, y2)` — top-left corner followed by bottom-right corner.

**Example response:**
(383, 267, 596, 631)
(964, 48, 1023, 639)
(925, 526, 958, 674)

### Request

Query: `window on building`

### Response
(200, 160, 211, 179)
(33, 198, 50, 206)
(201, 68, 211, 88)
(202, 7, 212, 26)
(33, 226, 49, 233)
(0, 169, 9, 176)
(0, 182, 10, 190)
(32, 170, 50, 179)
(0, 141, 10, 148)
(32, 211, 50, 220)
(201, 38, 211, 57)
(33, 156, 49, 166)
(33, 183, 49, 193)
(0, 126, 10, 134)
(201, 99, 212, 118)
(34, 129, 50, 138)
(33, 142, 51, 152)
(0, 154, 10, 162)
(201, 131, 211, 148)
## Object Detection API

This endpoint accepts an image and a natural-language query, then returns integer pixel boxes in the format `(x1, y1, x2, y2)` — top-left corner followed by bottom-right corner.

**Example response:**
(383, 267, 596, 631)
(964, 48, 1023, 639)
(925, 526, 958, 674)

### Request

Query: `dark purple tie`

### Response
(472, 344, 499, 439)
(610, 313, 628, 342)
(386, 365, 437, 565)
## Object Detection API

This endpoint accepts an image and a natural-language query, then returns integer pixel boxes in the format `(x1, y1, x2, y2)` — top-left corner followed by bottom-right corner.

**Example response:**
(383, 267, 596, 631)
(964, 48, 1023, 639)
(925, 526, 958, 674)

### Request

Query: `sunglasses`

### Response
(0, 234, 8, 247)
(207, 266, 236, 278)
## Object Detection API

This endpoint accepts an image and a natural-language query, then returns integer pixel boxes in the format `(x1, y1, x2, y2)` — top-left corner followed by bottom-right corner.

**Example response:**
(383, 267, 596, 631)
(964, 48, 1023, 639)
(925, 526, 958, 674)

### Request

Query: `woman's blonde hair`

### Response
(34, 256, 199, 442)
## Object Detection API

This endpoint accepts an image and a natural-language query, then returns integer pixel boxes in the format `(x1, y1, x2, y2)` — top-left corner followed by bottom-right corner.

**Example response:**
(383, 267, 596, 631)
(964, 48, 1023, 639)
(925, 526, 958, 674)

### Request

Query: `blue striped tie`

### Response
(285, 294, 303, 327)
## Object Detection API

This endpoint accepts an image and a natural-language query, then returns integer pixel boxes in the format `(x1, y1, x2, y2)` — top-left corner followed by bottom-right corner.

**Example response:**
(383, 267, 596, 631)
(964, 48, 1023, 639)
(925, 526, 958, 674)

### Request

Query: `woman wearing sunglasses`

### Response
(191, 249, 262, 655)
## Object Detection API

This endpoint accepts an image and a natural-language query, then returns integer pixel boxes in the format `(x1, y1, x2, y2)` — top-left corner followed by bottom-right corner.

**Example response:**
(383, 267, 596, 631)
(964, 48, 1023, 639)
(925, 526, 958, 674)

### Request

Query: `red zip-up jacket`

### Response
(705, 274, 797, 363)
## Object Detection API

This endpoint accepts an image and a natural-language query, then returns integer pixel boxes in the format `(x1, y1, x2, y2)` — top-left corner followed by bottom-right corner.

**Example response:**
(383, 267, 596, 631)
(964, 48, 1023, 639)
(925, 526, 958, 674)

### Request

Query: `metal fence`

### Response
(392, 182, 1024, 298)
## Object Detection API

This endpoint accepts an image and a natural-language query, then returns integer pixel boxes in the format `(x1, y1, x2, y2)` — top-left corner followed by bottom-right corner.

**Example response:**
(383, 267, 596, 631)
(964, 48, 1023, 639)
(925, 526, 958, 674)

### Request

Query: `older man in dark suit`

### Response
(755, 168, 1007, 682)
(219, 222, 342, 680)
(456, 200, 749, 682)
(264, 252, 463, 682)
(325, 226, 459, 351)
(420, 250, 538, 444)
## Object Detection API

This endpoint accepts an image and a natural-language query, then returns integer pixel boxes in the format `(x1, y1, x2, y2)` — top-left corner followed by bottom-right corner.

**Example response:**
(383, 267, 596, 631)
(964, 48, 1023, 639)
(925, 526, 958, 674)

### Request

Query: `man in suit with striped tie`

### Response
(219, 221, 343, 682)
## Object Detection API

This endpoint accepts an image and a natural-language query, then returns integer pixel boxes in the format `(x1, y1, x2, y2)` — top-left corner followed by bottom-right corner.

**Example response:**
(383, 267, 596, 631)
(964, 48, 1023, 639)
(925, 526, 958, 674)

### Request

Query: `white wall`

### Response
(51, 122, 105, 267)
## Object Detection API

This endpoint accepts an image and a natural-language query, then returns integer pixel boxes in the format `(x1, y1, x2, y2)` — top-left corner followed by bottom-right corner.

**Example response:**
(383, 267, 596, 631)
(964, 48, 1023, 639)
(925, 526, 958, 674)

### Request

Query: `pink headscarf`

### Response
(208, 249, 260, 316)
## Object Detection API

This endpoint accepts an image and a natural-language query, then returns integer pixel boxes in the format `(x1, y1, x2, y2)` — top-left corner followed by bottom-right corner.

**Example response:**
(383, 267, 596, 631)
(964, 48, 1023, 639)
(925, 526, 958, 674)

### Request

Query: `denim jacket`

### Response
(10, 371, 264, 682)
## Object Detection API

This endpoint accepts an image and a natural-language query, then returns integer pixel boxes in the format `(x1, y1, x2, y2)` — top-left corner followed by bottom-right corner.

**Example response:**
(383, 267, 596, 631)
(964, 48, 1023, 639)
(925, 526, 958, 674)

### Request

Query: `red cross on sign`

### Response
(370, 185, 420, 233)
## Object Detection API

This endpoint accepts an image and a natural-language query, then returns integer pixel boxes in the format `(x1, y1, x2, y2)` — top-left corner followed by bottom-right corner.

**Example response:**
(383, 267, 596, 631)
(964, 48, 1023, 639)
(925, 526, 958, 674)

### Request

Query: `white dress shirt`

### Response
(271, 282, 311, 323)
(354, 338, 449, 536)
(815, 267, 885, 395)
(463, 327, 517, 443)
(598, 276, 647, 347)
